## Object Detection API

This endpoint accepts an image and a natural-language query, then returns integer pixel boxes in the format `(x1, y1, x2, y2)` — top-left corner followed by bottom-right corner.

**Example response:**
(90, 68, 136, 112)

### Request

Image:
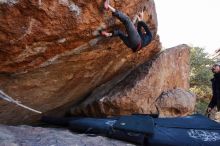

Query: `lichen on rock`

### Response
(59, 0, 81, 16)
(0, 0, 18, 5)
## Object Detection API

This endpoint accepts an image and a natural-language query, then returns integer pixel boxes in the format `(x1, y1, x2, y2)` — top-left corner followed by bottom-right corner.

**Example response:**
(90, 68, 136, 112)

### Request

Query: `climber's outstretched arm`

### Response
(133, 10, 144, 24)
(104, 0, 116, 12)
(132, 15, 139, 24)
(139, 10, 144, 21)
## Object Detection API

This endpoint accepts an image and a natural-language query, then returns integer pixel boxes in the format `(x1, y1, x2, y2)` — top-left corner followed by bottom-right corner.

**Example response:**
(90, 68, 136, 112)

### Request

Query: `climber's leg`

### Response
(113, 29, 131, 48)
(104, 0, 138, 39)
(100, 29, 131, 48)
(112, 10, 141, 50)
(104, 0, 136, 41)
(103, 0, 141, 51)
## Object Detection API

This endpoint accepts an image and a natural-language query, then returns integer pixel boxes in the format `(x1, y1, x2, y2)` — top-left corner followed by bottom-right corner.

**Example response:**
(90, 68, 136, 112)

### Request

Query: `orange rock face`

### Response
(0, 0, 158, 73)
(0, 0, 160, 124)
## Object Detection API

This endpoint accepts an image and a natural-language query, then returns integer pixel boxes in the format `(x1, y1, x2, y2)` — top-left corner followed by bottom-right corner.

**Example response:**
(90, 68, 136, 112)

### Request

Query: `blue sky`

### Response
(154, 0, 220, 54)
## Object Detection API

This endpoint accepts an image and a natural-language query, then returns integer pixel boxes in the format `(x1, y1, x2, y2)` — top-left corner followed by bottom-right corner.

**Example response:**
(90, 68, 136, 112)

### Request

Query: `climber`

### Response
(100, 0, 152, 52)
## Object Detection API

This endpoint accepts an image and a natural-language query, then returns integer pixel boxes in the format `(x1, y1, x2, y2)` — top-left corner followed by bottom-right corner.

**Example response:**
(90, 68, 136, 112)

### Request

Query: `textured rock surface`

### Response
(0, 125, 134, 146)
(155, 88, 197, 117)
(0, 0, 159, 73)
(71, 44, 190, 116)
(0, 0, 160, 124)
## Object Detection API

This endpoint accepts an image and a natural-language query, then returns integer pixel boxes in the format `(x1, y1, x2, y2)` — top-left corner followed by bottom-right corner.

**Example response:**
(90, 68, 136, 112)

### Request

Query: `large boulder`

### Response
(0, 0, 160, 124)
(71, 44, 191, 116)
(156, 88, 197, 117)
(0, 125, 134, 146)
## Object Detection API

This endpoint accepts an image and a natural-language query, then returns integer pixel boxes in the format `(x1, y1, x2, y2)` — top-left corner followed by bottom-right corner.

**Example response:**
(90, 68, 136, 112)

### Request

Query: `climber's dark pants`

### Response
(112, 10, 142, 52)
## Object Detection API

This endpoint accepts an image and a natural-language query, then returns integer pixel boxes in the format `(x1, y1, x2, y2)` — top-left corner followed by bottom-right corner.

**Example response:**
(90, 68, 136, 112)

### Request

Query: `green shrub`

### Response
(190, 46, 214, 114)
(194, 98, 209, 114)
(190, 86, 212, 99)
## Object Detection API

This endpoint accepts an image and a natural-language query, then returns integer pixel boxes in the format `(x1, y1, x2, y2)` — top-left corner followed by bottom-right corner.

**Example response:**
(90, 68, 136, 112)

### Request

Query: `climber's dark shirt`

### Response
(137, 21, 152, 49)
